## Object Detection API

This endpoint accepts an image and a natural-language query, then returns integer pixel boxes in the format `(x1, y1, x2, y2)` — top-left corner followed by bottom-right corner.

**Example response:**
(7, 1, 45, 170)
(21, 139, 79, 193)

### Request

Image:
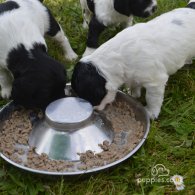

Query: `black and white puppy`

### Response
(80, 0, 157, 56)
(0, 0, 77, 109)
(72, 0, 195, 119)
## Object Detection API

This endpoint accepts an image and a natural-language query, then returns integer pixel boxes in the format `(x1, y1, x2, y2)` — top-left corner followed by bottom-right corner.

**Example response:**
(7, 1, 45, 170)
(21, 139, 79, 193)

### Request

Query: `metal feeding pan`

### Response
(28, 97, 114, 161)
(0, 85, 150, 175)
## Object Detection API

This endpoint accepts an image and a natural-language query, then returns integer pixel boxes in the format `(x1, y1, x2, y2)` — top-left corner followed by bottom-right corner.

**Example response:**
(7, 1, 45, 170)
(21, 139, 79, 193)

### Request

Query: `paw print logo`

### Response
(151, 164, 170, 177)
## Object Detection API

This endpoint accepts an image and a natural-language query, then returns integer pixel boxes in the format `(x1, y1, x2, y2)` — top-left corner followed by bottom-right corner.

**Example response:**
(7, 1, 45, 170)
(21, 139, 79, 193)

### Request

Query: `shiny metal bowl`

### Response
(0, 86, 150, 175)
(28, 97, 114, 161)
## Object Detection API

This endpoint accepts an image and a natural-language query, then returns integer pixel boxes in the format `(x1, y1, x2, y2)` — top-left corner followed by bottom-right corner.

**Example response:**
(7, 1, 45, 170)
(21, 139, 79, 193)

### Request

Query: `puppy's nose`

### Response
(152, 5, 157, 13)
(143, 11, 150, 18)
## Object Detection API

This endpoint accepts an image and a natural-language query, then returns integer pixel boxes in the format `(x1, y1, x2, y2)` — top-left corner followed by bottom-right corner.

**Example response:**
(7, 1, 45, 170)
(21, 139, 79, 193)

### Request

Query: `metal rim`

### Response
(45, 97, 93, 130)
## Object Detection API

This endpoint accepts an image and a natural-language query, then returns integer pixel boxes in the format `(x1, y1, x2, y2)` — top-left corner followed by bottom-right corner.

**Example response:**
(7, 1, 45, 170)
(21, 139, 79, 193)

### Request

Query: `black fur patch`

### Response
(7, 43, 66, 109)
(87, 0, 95, 13)
(187, 2, 195, 9)
(114, 0, 155, 18)
(0, 1, 19, 15)
(7, 43, 47, 78)
(71, 61, 107, 106)
(114, 0, 131, 16)
(45, 8, 61, 36)
(87, 16, 106, 48)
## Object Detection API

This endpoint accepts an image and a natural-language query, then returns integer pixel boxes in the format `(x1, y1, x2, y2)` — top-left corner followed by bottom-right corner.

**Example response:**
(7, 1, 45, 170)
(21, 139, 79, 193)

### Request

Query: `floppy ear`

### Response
(114, 0, 131, 16)
(187, 2, 195, 9)
(11, 77, 33, 102)
(71, 62, 107, 106)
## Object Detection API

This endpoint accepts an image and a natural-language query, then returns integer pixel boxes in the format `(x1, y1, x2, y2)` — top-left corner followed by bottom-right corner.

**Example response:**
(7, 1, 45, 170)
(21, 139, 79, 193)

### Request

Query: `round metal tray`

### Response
(0, 88, 150, 175)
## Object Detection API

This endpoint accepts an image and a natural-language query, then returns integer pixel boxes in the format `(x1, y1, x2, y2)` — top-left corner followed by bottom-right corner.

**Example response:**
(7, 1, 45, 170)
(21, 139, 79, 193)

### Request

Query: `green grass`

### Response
(0, 0, 195, 194)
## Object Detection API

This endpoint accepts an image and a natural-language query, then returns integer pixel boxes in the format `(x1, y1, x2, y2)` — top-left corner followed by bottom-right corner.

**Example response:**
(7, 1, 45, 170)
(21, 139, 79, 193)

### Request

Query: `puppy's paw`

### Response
(144, 106, 160, 120)
(65, 51, 78, 61)
(185, 59, 193, 65)
(126, 20, 133, 28)
(82, 21, 89, 29)
(64, 88, 71, 96)
(1, 87, 12, 99)
(131, 88, 141, 98)
(94, 104, 106, 111)
(82, 47, 96, 57)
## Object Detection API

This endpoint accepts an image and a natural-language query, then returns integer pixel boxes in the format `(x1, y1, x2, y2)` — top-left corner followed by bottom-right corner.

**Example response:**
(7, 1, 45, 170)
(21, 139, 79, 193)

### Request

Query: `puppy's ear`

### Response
(11, 77, 47, 109)
(187, 2, 195, 9)
(71, 62, 107, 106)
(114, 0, 131, 16)
(11, 77, 33, 105)
(12, 77, 33, 97)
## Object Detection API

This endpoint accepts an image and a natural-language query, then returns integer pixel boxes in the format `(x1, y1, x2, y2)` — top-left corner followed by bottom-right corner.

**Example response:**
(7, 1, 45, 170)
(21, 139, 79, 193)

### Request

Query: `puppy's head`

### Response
(114, 0, 157, 17)
(11, 61, 66, 109)
(71, 61, 107, 106)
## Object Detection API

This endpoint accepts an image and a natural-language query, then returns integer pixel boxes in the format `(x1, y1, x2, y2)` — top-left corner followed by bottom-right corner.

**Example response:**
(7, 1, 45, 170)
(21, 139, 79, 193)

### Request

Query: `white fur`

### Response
(80, 0, 134, 56)
(94, 0, 132, 26)
(80, 0, 157, 26)
(145, 0, 157, 15)
(81, 5, 195, 119)
(82, 0, 133, 27)
(80, 0, 157, 56)
(0, 0, 77, 99)
(0, 68, 13, 99)
(82, 47, 96, 57)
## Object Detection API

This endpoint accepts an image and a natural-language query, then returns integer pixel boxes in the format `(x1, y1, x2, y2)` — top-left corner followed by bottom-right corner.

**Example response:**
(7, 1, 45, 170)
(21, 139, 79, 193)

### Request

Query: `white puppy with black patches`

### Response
(72, 0, 195, 119)
(0, 0, 77, 109)
(80, 0, 157, 56)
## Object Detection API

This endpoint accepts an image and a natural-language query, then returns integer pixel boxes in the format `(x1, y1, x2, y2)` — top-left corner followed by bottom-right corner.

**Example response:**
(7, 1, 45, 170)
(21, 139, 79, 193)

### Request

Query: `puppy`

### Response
(0, 0, 78, 109)
(72, 0, 195, 119)
(80, 0, 157, 56)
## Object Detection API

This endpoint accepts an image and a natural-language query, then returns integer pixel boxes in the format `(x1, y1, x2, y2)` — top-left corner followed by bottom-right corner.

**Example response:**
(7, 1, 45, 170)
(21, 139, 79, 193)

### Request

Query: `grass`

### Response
(0, 0, 195, 194)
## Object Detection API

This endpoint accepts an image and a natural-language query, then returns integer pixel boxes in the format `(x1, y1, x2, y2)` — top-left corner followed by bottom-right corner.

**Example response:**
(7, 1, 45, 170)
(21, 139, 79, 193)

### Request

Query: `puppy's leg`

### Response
(144, 83, 167, 119)
(80, 0, 91, 29)
(0, 68, 13, 99)
(185, 58, 193, 65)
(82, 9, 92, 29)
(94, 90, 117, 111)
(46, 10, 78, 61)
(125, 16, 134, 28)
(52, 27, 78, 61)
(83, 16, 106, 57)
(131, 85, 141, 98)
(127, 81, 141, 98)
(83, 19, 89, 29)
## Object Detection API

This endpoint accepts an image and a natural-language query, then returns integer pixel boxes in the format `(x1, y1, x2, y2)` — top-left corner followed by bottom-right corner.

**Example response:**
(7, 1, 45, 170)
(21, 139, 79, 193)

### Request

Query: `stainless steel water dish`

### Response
(28, 97, 114, 161)
(0, 86, 150, 175)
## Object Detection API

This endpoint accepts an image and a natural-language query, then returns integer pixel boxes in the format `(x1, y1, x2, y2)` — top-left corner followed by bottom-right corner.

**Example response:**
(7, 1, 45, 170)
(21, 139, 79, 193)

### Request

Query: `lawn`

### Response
(0, 0, 194, 194)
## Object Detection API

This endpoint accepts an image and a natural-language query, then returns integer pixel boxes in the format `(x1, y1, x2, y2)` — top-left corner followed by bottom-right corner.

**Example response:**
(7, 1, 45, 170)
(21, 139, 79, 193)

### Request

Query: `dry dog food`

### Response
(0, 100, 145, 172)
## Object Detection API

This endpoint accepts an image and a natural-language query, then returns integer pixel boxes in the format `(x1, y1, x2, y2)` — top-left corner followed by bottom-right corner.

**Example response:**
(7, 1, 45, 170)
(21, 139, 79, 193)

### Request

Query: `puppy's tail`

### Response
(187, 0, 195, 9)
